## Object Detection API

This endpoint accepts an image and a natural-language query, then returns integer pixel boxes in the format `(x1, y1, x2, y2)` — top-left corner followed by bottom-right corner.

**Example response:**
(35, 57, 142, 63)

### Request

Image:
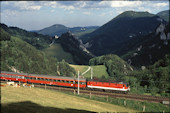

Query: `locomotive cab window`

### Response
(81, 82, 85, 85)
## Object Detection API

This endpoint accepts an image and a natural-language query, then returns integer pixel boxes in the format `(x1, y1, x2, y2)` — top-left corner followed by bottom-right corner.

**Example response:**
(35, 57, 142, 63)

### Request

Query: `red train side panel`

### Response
(87, 81, 130, 92)
(0, 71, 86, 88)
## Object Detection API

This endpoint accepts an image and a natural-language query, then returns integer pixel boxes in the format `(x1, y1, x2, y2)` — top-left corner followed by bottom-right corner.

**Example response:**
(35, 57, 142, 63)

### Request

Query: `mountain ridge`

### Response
(36, 24, 99, 37)
(80, 10, 167, 57)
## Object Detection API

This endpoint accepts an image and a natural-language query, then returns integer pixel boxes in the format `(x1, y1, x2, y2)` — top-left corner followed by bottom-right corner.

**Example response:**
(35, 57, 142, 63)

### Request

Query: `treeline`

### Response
(1, 26, 76, 77)
(89, 54, 133, 80)
(125, 54, 170, 96)
(89, 54, 170, 96)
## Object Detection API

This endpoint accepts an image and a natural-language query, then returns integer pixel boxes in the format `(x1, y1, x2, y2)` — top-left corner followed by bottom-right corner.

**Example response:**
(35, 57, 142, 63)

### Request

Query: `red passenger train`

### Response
(0, 71, 130, 93)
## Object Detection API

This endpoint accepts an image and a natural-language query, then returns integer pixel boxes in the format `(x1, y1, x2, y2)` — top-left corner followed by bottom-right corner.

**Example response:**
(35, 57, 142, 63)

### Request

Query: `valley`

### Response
(1, 7, 170, 112)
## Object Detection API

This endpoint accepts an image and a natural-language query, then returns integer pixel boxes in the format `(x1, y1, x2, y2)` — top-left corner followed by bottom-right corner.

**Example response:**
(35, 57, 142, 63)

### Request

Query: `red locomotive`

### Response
(0, 71, 130, 93)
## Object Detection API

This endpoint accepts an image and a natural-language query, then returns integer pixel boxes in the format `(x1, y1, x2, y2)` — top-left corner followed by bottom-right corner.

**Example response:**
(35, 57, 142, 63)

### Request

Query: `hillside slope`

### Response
(1, 23, 53, 50)
(89, 54, 133, 80)
(80, 11, 165, 56)
(0, 27, 76, 76)
(57, 32, 94, 65)
(1, 86, 137, 113)
(120, 23, 170, 67)
(157, 10, 169, 22)
(43, 43, 75, 64)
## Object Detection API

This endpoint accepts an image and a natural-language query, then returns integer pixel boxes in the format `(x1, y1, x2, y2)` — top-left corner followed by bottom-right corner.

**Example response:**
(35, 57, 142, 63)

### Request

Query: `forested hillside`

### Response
(0, 27, 76, 77)
(80, 11, 164, 56)
(57, 32, 94, 65)
(119, 23, 170, 67)
(125, 54, 170, 96)
(89, 54, 133, 80)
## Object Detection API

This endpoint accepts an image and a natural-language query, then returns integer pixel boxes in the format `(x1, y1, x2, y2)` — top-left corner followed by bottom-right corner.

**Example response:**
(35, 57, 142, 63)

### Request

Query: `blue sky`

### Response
(0, 1, 169, 30)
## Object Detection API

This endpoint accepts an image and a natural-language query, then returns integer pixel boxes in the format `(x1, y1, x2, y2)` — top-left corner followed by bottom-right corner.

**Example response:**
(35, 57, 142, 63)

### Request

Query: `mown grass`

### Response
(66, 92, 170, 112)
(1, 85, 137, 113)
(70, 64, 109, 79)
(43, 43, 75, 64)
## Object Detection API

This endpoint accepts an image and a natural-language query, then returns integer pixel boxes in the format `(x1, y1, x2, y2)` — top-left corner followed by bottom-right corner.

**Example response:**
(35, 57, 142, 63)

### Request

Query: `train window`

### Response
(37, 78, 41, 80)
(44, 78, 48, 81)
(70, 81, 73, 84)
(54, 79, 57, 82)
(33, 77, 36, 80)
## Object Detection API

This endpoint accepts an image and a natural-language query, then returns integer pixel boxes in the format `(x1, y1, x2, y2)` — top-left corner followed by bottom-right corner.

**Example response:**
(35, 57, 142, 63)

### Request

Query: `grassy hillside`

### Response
(70, 64, 109, 79)
(43, 43, 75, 64)
(1, 36, 57, 75)
(1, 85, 137, 113)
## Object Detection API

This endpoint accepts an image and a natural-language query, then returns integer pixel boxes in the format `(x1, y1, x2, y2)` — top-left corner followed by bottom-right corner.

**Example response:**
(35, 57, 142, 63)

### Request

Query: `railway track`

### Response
(1, 81, 169, 104)
(33, 83, 169, 103)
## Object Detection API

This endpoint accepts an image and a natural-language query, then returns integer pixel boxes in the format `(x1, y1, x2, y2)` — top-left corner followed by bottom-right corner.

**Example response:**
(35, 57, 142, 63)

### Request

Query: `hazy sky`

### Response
(0, 1, 169, 30)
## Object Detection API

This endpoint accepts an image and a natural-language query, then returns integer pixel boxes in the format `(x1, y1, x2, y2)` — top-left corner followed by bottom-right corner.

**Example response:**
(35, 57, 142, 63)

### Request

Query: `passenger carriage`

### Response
(0, 71, 130, 93)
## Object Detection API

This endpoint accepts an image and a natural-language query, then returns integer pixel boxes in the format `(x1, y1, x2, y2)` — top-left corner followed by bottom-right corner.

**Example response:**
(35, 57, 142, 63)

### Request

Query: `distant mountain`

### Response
(80, 11, 166, 56)
(157, 10, 169, 22)
(36, 24, 99, 37)
(38, 24, 69, 36)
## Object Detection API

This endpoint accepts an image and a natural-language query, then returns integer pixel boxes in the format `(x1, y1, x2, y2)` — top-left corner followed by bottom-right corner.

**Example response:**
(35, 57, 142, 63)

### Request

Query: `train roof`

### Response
(1, 71, 86, 81)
